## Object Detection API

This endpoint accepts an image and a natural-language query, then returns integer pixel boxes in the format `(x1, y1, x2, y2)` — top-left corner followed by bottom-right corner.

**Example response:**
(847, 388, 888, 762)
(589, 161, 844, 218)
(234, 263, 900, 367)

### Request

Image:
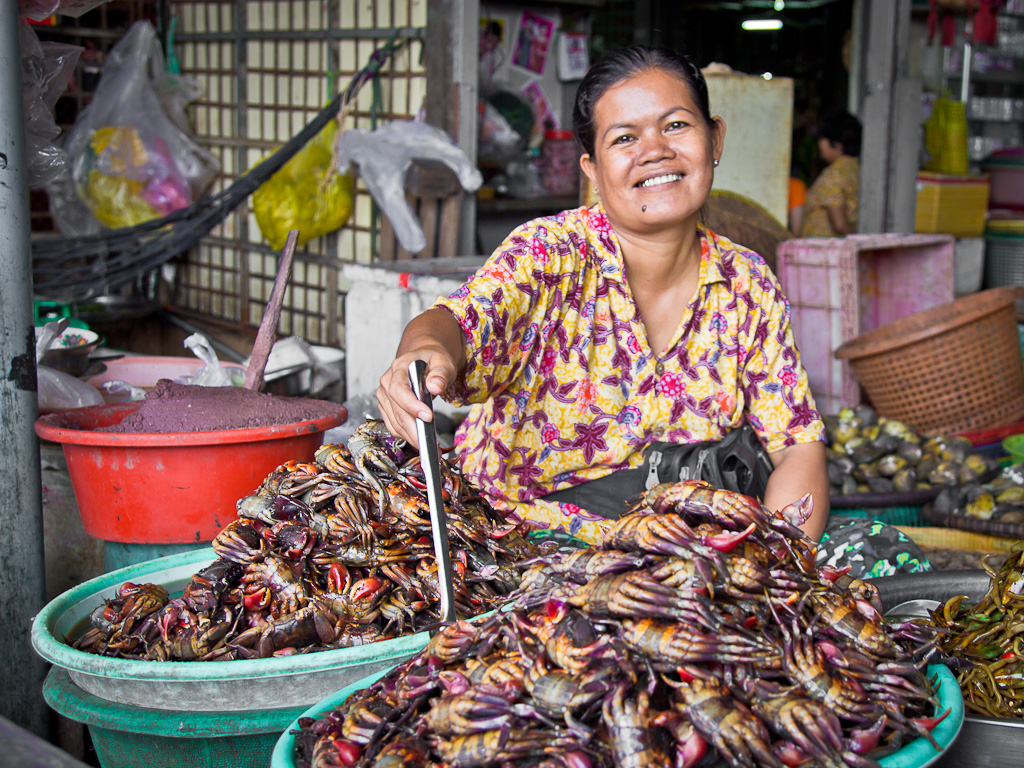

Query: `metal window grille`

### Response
(167, 0, 427, 347)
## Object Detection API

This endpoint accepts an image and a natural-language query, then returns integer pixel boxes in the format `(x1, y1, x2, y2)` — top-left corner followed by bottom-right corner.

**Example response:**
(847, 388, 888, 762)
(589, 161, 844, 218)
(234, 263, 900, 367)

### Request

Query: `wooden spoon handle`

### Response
(244, 229, 299, 391)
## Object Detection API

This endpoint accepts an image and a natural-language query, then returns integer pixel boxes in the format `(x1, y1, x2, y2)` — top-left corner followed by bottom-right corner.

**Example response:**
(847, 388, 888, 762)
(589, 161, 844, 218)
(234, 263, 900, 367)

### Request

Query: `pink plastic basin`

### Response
(35, 402, 346, 544)
(87, 356, 247, 395)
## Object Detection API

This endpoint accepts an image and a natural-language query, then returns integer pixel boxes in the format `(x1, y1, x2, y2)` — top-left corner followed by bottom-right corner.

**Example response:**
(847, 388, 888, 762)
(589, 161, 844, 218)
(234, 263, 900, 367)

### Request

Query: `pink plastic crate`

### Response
(776, 234, 955, 414)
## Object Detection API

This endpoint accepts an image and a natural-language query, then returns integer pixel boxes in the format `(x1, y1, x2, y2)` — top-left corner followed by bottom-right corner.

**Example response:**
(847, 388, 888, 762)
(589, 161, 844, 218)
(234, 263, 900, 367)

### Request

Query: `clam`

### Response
(876, 454, 908, 478)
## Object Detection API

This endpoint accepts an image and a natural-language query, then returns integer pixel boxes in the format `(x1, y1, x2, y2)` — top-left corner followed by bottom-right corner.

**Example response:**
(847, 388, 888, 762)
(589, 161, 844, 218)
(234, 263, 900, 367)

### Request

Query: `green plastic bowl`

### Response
(1004, 433, 1024, 465)
(270, 664, 964, 768)
(31, 547, 430, 712)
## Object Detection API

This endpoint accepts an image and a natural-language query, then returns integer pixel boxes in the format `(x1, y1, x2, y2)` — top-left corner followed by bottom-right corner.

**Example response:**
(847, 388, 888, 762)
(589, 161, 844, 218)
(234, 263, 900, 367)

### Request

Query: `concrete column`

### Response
(0, 6, 49, 739)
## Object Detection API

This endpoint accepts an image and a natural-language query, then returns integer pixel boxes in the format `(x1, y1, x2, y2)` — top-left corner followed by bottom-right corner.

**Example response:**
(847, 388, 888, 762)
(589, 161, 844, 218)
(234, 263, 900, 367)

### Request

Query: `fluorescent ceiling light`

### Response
(742, 19, 784, 31)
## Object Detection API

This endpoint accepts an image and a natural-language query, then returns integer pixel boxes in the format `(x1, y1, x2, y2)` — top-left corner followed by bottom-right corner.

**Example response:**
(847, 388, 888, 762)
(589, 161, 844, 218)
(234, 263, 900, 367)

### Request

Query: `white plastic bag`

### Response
(334, 121, 482, 253)
(183, 333, 237, 387)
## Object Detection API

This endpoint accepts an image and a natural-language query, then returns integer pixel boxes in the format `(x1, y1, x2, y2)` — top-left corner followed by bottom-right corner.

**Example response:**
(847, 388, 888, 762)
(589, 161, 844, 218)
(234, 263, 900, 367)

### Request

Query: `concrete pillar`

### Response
(0, 6, 50, 739)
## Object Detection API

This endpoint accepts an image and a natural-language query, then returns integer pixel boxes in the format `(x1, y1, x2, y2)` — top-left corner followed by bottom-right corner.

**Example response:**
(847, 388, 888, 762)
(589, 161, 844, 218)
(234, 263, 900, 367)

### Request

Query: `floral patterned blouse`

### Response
(434, 204, 824, 544)
(801, 155, 860, 237)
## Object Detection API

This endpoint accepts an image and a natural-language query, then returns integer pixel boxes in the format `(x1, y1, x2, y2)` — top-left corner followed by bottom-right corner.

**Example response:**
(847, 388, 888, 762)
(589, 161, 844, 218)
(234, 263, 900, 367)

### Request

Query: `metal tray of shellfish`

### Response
(873, 571, 1024, 768)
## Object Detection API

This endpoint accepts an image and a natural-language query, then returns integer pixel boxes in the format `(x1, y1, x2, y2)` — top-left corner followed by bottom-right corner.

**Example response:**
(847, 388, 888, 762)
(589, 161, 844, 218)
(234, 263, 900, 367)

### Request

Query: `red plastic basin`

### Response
(35, 402, 346, 544)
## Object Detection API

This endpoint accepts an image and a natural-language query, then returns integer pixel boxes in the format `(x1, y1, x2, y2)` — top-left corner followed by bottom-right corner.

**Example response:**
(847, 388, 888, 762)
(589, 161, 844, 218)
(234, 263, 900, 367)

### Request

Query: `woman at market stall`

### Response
(795, 110, 861, 237)
(375, 45, 829, 546)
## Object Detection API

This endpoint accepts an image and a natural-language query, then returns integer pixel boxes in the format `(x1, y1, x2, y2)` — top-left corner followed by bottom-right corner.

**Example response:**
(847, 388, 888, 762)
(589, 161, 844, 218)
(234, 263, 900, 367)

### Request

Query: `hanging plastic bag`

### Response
(923, 94, 969, 175)
(60, 21, 219, 230)
(182, 333, 238, 387)
(252, 120, 355, 250)
(19, 0, 107, 20)
(335, 121, 483, 253)
(20, 20, 82, 188)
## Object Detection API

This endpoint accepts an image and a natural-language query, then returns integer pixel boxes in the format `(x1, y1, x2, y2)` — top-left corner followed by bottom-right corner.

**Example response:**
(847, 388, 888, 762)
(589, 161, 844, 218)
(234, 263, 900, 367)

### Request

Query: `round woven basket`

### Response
(834, 286, 1024, 435)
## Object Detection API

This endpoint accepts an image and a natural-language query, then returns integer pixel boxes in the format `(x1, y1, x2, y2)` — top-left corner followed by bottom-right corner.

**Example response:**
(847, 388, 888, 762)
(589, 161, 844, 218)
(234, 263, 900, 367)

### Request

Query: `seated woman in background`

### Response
(797, 110, 861, 237)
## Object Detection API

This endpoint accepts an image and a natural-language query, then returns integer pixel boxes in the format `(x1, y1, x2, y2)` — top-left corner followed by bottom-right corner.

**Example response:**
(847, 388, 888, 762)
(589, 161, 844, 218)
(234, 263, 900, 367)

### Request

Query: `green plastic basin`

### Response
(270, 664, 963, 768)
(44, 665, 305, 768)
(31, 547, 430, 712)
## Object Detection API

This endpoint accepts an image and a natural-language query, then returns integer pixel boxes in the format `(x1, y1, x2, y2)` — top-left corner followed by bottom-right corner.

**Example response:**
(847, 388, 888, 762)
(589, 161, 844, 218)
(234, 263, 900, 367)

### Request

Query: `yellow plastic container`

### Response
(915, 172, 990, 238)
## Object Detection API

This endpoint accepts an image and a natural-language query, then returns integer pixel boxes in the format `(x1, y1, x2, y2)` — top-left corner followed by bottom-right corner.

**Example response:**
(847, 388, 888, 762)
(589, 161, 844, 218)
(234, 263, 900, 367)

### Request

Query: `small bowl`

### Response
(1003, 433, 1024, 465)
(37, 327, 104, 377)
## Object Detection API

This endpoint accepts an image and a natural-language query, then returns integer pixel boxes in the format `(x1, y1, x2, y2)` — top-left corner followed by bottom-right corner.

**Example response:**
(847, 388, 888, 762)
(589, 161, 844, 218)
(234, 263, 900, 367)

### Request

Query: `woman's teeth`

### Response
(638, 174, 681, 188)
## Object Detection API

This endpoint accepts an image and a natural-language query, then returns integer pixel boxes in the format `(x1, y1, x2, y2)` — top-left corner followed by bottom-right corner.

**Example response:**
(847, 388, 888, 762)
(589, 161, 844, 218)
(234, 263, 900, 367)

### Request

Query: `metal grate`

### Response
(167, 0, 428, 347)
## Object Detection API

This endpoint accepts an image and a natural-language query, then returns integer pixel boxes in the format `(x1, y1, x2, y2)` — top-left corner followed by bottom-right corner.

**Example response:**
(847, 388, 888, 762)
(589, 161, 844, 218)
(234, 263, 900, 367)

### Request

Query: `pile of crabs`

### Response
(294, 482, 949, 768)
(73, 420, 537, 660)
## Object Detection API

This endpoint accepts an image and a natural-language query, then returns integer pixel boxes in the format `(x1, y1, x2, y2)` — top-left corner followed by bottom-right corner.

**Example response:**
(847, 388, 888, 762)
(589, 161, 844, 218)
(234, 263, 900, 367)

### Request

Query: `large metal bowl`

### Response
(871, 569, 1024, 768)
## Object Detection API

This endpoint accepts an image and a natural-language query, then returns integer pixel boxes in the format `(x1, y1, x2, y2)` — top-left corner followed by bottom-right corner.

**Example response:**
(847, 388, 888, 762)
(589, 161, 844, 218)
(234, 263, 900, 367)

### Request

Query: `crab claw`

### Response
(704, 522, 756, 552)
(439, 670, 471, 695)
(774, 740, 813, 767)
(819, 565, 852, 583)
(778, 493, 813, 526)
(489, 523, 519, 539)
(350, 577, 384, 601)
(847, 716, 887, 755)
(911, 707, 951, 732)
(855, 598, 884, 623)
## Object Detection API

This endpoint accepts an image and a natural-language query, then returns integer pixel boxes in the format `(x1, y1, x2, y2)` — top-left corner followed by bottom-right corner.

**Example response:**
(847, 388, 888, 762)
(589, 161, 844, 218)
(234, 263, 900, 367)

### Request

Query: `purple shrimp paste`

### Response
(99, 379, 342, 433)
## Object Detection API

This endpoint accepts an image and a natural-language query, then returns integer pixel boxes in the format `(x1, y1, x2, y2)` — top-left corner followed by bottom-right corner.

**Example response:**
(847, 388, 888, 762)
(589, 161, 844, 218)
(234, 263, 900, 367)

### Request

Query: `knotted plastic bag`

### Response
(61, 20, 218, 230)
(183, 333, 238, 387)
(252, 120, 354, 250)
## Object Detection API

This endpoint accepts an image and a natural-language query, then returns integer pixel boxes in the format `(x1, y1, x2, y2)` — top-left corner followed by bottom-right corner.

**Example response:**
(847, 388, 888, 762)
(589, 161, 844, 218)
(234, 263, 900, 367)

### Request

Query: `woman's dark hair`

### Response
(572, 45, 712, 157)
(817, 110, 862, 158)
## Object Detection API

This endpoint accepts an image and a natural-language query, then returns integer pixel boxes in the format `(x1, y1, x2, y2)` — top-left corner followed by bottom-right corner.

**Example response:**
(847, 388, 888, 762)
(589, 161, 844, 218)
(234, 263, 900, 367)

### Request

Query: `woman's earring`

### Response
(592, 184, 599, 194)
(713, 158, 720, 167)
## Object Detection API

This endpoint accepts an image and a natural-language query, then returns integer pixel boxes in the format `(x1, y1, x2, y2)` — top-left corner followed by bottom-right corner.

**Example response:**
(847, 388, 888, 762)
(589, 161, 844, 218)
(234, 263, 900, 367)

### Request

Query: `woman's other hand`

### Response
(376, 308, 466, 447)
(763, 440, 830, 541)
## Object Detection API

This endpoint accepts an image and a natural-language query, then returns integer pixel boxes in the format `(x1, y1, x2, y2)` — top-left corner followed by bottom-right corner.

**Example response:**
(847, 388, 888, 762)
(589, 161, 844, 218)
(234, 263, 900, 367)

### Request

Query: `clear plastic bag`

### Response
(60, 21, 219, 231)
(182, 333, 238, 387)
(252, 120, 355, 250)
(334, 121, 482, 253)
(34, 319, 104, 411)
(20, 20, 82, 188)
(19, 0, 107, 20)
(38, 367, 105, 411)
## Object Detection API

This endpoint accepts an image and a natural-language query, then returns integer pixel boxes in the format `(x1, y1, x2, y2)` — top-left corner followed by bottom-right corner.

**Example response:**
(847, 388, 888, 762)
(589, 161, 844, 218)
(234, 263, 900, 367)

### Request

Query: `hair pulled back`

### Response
(572, 45, 712, 158)
(818, 111, 862, 158)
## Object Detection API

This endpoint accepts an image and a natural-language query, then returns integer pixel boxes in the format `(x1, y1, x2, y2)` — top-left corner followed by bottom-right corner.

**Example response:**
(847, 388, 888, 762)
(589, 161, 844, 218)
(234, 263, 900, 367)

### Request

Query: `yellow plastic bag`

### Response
(252, 120, 354, 250)
(924, 95, 969, 175)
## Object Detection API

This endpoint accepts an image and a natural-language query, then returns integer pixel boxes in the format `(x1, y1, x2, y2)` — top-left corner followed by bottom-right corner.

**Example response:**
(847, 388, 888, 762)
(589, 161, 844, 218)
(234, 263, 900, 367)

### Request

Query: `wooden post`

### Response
(858, 0, 919, 234)
(0, 1, 49, 739)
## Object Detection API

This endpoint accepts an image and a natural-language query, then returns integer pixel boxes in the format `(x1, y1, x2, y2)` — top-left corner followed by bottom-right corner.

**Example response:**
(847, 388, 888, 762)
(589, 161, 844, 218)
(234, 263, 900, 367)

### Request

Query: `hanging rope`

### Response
(32, 35, 407, 302)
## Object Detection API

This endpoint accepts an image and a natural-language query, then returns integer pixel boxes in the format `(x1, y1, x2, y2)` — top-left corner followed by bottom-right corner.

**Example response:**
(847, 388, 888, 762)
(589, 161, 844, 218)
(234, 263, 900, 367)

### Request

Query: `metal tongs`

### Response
(409, 360, 456, 624)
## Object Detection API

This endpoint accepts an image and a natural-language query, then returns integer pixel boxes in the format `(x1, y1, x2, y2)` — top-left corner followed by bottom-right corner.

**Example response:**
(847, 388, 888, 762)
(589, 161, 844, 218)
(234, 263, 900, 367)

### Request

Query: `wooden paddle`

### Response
(244, 229, 299, 392)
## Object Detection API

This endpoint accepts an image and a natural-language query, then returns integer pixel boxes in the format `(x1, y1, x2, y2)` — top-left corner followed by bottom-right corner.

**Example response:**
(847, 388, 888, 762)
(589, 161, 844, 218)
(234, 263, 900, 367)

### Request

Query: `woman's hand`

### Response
(376, 308, 466, 447)
(763, 440, 830, 541)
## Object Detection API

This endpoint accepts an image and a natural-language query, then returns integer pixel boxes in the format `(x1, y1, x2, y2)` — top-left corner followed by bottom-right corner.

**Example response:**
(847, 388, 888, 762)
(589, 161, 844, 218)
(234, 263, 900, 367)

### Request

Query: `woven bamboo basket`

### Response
(834, 286, 1024, 435)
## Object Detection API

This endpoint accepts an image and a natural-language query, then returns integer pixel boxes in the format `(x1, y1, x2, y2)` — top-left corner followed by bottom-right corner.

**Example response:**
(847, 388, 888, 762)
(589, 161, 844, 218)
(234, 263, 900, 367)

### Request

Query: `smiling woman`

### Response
(374, 45, 829, 547)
